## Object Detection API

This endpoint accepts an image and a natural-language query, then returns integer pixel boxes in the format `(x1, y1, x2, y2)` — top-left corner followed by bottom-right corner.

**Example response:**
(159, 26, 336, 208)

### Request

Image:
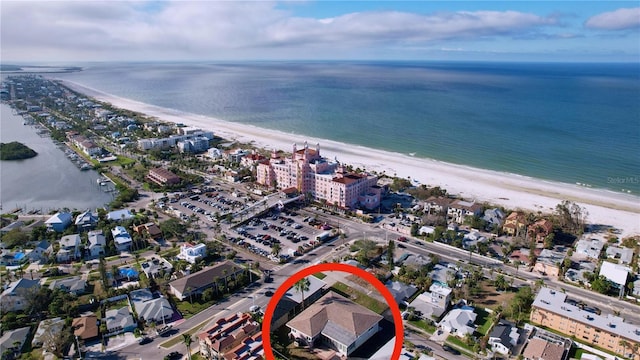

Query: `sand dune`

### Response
(61, 80, 640, 237)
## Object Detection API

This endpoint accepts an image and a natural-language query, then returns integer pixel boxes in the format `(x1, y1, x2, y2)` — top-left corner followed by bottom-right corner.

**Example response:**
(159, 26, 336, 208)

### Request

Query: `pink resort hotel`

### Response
(256, 142, 382, 210)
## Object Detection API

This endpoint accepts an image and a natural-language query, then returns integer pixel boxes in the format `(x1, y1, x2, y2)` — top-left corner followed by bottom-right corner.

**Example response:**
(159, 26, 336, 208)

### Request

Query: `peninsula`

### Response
(0, 141, 38, 160)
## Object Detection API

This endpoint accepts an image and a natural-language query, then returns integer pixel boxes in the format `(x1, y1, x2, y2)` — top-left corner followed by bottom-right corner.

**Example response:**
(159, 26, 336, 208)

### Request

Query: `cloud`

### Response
(0, 1, 561, 61)
(585, 7, 640, 30)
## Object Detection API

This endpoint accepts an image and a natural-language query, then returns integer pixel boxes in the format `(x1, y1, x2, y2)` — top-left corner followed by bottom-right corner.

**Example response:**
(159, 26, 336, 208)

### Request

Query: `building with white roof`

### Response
(574, 238, 605, 260)
(605, 246, 634, 265)
(599, 261, 631, 288)
(531, 287, 640, 360)
(438, 306, 477, 338)
(177, 242, 207, 264)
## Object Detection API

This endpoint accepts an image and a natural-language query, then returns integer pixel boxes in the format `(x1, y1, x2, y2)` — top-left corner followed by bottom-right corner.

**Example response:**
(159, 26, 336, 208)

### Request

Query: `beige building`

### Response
(531, 287, 640, 360)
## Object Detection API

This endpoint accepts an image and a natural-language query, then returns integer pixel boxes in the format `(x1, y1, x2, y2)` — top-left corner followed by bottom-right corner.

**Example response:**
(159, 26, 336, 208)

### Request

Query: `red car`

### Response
(397, 237, 407, 242)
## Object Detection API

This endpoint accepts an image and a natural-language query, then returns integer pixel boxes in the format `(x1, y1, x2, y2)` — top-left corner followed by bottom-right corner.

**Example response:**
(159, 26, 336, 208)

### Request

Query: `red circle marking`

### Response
(262, 263, 404, 360)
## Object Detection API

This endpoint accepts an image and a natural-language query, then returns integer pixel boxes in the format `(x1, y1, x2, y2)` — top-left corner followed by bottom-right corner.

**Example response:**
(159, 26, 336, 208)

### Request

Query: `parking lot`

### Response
(153, 181, 339, 264)
(231, 209, 335, 262)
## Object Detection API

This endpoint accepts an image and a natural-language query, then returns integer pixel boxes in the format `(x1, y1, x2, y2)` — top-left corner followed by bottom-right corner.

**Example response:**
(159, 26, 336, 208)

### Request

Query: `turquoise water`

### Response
(53, 61, 640, 194)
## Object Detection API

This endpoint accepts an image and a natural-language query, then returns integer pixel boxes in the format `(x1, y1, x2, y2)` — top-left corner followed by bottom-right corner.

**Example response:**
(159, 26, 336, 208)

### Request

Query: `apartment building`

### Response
(530, 287, 640, 360)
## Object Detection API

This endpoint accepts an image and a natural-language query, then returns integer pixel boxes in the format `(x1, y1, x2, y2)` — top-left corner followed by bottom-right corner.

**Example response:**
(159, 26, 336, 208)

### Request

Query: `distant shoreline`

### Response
(56, 78, 640, 237)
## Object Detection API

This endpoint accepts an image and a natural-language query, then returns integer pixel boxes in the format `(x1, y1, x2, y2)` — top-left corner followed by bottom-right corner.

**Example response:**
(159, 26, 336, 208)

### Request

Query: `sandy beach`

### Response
(60, 80, 640, 237)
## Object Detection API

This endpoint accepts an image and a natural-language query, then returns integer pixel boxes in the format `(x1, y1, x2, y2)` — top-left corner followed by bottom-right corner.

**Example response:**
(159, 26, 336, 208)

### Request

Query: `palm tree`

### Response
(294, 278, 311, 310)
(182, 334, 193, 360)
(222, 269, 229, 293)
(619, 339, 630, 358)
(272, 243, 281, 257)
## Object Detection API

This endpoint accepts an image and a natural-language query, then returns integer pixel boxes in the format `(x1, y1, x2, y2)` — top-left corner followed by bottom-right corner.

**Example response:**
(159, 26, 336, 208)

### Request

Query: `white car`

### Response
(250, 305, 261, 313)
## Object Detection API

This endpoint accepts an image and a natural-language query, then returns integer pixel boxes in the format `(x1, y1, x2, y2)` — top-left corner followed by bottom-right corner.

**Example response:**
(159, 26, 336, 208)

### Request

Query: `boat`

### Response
(80, 163, 92, 171)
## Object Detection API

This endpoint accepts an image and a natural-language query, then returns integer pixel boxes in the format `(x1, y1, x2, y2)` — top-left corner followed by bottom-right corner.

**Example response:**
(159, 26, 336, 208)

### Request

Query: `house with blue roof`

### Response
(45, 212, 73, 232)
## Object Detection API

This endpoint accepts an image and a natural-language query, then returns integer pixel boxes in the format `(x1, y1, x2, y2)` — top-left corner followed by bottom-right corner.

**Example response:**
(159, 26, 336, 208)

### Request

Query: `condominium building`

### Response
(146, 167, 181, 187)
(530, 287, 640, 360)
(137, 130, 214, 151)
(198, 312, 264, 360)
(256, 142, 381, 210)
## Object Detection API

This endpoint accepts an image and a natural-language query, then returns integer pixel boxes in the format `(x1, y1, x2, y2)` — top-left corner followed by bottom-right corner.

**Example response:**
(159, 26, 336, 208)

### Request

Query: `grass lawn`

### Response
(446, 335, 475, 355)
(116, 156, 136, 167)
(472, 280, 516, 310)
(106, 298, 130, 310)
(313, 272, 327, 280)
(408, 319, 436, 334)
(330, 281, 388, 314)
(475, 308, 493, 336)
(176, 298, 218, 319)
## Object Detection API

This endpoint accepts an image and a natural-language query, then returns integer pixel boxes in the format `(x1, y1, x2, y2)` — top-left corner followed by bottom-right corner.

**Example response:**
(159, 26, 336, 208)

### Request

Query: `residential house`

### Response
(531, 287, 639, 360)
(177, 242, 207, 264)
(533, 249, 565, 278)
(169, 261, 244, 301)
(146, 167, 181, 187)
(107, 209, 133, 222)
(0, 327, 30, 357)
(425, 196, 451, 215)
(133, 222, 162, 241)
(32, 317, 65, 348)
(0, 278, 41, 312)
(574, 238, 604, 260)
(87, 229, 106, 258)
(198, 312, 263, 360)
(488, 320, 521, 355)
(503, 212, 527, 237)
(483, 208, 506, 228)
(605, 246, 634, 265)
(28, 240, 52, 263)
(104, 307, 136, 335)
(447, 200, 483, 224)
(437, 306, 477, 338)
(286, 292, 383, 357)
(45, 212, 72, 232)
(408, 283, 452, 321)
(386, 281, 418, 306)
(111, 226, 133, 252)
(272, 276, 327, 329)
(140, 257, 173, 279)
(72, 315, 99, 341)
(0, 251, 27, 267)
(75, 210, 98, 231)
(0, 220, 25, 234)
(49, 276, 86, 295)
(528, 219, 554, 243)
(599, 261, 631, 290)
(129, 288, 174, 325)
(57, 234, 81, 262)
(522, 337, 568, 360)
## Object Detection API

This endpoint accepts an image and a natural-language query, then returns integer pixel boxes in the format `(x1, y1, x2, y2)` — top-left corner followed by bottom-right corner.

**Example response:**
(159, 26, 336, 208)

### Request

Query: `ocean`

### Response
(52, 61, 640, 194)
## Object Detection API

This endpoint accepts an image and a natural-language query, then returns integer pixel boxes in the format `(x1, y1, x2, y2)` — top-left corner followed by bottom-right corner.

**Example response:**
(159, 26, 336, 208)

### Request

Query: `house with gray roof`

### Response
(0, 326, 30, 357)
(49, 276, 86, 295)
(0, 278, 40, 312)
(605, 246, 634, 265)
(574, 238, 604, 260)
(107, 209, 133, 222)
(111, 226, 132, 252)
(140, 256, 173, 279)
(104, 307, 136, 335)
(28, 240, 51, 263)
(483, 208, 506, 228)
(129, 288, 174, 324)
(408, 283, 452, 321)
(287, 292, 383, 357)
(75, 210, 98, 231)
(57, 234, 81, 262)
(386, 280, 418, 306)
(87, 229, 106, 258)
(32, 317, 65, 348)
(272, 276, 327, 329)
(438, 306, 477, 337)
(488, 320, 521, 355)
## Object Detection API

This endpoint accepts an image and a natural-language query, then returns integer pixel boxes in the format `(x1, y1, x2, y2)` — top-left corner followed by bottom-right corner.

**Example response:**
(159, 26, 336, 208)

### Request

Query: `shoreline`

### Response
(57, 79, 640, 237)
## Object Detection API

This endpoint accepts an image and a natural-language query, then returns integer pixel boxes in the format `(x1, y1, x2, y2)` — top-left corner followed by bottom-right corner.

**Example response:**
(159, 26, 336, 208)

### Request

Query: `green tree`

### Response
(387, 239, 396, 270)
(202, 288, 215, 302)
(494, 275, 509, 291)
(182, 334, 193, 360)
(294, 278, 311, 310)
(591, 275, 612, 294)
(271, 243, 282, 257)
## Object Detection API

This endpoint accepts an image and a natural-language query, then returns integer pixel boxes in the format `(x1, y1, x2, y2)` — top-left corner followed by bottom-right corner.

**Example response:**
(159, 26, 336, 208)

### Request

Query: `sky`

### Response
(1, 1, 639, 63)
